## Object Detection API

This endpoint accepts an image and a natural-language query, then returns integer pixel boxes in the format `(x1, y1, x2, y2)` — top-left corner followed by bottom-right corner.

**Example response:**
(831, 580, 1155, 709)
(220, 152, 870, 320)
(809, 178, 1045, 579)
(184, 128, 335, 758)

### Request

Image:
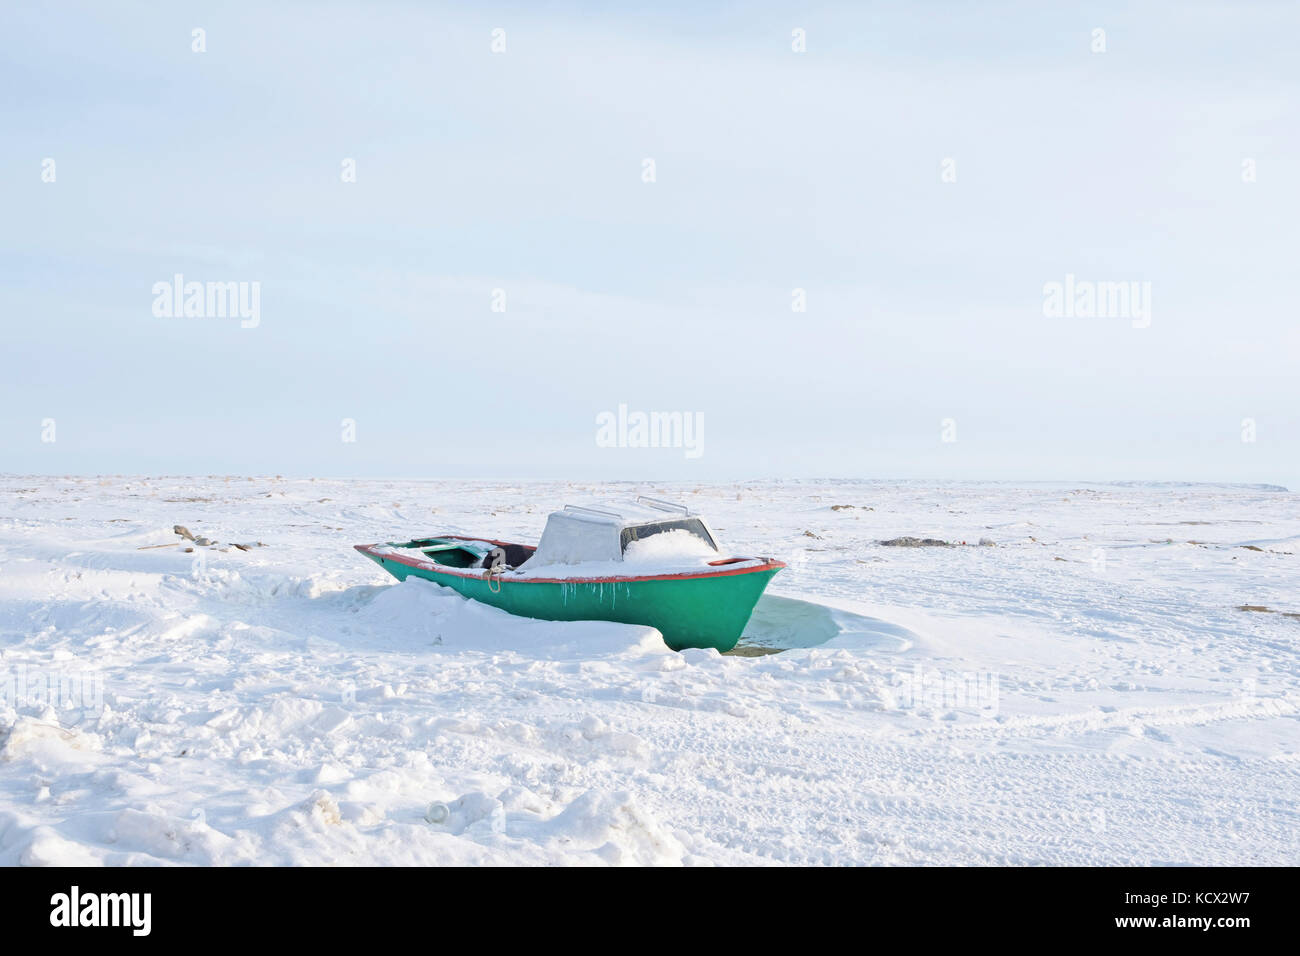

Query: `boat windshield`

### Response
(620, 518, 717, 555)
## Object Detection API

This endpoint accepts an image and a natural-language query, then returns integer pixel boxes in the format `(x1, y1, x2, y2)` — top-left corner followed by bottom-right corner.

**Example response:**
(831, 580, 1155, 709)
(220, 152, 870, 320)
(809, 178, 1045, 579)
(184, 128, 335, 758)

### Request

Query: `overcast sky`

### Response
(3, 1, 1296, 486)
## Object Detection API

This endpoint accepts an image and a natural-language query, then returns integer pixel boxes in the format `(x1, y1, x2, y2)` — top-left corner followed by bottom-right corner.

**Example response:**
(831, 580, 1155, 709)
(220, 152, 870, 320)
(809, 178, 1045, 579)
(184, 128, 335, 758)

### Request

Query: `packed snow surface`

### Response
(1, 476, 1297, 866)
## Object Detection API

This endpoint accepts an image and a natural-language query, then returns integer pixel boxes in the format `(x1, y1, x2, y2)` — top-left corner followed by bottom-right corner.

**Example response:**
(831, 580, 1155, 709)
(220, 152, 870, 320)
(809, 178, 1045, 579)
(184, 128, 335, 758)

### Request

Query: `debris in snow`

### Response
(154, 525, 266, 551)
(1236, 605, 1300, 619)
(879, 536, 996, 548)
(303, 790, 343, 826)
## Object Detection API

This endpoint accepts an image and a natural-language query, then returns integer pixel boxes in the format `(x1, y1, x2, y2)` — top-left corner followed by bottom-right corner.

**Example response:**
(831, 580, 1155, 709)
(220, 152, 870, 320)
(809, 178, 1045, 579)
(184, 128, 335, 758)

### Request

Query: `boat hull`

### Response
(356, 544, 782, 652)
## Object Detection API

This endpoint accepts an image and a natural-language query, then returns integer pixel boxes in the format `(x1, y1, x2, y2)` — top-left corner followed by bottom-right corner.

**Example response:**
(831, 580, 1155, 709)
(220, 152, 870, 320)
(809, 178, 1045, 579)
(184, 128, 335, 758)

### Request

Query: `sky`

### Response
(2, 1, 1297, 485)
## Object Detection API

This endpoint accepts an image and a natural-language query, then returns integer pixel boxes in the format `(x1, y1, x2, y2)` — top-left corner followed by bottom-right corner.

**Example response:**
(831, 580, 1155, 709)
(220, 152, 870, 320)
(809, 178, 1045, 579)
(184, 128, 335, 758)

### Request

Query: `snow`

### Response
(621, 529, 718, 564)
(1, 475, 1297, 865)
(504, 526, 727, 579)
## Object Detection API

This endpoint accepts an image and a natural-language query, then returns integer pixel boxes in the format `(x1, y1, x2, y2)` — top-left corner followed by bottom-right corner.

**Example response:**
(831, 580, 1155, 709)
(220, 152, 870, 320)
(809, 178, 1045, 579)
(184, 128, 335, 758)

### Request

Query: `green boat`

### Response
(355, 497, 784, 651)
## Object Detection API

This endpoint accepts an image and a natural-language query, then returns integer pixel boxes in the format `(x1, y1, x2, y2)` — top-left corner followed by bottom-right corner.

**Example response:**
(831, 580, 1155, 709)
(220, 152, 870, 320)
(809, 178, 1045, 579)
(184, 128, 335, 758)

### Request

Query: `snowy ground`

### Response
(1, 476, 1297, 866)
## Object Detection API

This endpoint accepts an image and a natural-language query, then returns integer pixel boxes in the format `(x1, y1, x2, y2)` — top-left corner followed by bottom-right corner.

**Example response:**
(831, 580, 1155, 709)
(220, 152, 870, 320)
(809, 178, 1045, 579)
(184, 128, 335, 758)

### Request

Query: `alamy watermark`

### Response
(596, 403, 704, 459)
(50, 886, 150, 936)
(885, 664, 1000, 716)
(1042, 274, 1151, 328)
(1, 664, 104, 724)
(152, 274, 260, 328)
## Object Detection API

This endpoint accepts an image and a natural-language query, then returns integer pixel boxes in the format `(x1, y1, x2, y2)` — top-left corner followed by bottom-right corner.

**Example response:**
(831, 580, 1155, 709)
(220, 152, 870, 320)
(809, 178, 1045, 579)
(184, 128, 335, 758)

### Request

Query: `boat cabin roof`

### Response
(556, 497, 696, 526)
(525, 497, 719, 568)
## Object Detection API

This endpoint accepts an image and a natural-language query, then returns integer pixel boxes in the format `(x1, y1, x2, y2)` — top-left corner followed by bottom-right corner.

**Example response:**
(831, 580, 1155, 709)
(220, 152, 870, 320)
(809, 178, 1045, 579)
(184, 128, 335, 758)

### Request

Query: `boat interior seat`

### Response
(417, 539, 537, 571)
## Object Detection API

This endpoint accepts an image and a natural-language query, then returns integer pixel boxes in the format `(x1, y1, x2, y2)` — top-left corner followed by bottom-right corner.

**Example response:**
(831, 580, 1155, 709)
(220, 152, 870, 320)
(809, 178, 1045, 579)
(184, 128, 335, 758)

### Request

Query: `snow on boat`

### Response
(354, 496, 785, 651)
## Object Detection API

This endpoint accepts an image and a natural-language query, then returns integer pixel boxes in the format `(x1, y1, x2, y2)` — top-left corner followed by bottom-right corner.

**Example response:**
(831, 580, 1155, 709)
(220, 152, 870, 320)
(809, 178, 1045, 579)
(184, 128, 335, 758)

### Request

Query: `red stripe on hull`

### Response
(353, 542, 785, 585)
